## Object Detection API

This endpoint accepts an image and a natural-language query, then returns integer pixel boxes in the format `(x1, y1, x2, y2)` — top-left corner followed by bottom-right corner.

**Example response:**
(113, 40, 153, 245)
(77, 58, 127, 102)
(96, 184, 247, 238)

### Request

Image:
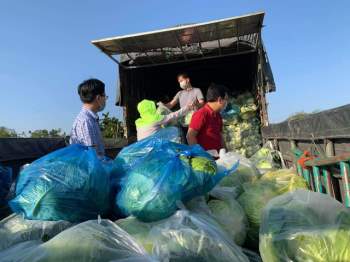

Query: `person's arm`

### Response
(160, 105, 191, 126)
(187, 110, 205, 145)
(165, 92, 180, 109)
(82, 120, 104, 156)
(187, 128, 199, 145)
(195, 88, 205, 108)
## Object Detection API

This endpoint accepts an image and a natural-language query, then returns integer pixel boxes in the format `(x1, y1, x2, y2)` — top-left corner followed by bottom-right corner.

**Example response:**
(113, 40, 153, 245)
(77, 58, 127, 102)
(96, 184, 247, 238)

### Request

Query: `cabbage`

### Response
(260, 190, 350, 262)
(149, 210, 249, 262)
(117, 210, 249, 261)
(216, 151, 259, 194)
(222, 95, 262, 158)
(238, 181, 279, 248)
(219, 165, 259, 195)
(249, 145, 281, 172)
(0, 220, 154, 262)
(117, 140, 223, 222)
(116, 217, 154, 253)
(9, 145, 112, 222)
(261, 169, 308, 194)
(180, 156, 217, 176)
(238, 171, 307, 248)
(207, 195, 247, 245)
(0, 214, 72, 251)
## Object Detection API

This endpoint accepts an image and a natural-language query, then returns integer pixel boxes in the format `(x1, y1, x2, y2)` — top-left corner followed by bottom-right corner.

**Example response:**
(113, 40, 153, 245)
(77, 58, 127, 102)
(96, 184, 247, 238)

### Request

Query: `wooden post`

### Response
(312, 166, 323, 193)
(322, 168, 335, 198)
(325, 140, 335, 157)
(339, 161, 350, 207)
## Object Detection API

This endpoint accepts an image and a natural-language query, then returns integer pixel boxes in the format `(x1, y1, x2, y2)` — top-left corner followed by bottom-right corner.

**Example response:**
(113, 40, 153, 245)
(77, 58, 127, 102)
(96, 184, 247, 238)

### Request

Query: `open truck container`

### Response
(92, 11, 276, 143)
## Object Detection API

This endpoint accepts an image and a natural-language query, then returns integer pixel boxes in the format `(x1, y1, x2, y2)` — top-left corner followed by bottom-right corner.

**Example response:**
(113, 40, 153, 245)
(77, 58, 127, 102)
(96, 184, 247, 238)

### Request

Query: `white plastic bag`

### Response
(0, 219, 156, 262)
(0, 213, 72, 251)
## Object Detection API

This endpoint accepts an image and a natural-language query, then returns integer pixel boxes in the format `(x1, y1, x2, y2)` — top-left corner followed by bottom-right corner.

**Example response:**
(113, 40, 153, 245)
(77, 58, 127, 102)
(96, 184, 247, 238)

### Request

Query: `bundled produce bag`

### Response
(216, 150, 260, 195)
(118, 210, 249, 262)
(260, 169, 308, 194)
(116, 127, 184, 173)
(238, 171, 308, 248)
(9, 144, 113, 222)
(260, 190, 350, 262)
(238, 181, 279, 248)
(208, 187, 248, 245)
(249, 142, 283, 173)
(0, 213, 72, 251)
(0, 219, 155, 262)
(116, 138, 237, 222)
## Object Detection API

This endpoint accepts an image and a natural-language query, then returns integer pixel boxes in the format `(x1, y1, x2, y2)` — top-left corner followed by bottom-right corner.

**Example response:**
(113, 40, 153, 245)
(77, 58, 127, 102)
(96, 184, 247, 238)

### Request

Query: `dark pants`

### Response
(181, 126, 188, 144)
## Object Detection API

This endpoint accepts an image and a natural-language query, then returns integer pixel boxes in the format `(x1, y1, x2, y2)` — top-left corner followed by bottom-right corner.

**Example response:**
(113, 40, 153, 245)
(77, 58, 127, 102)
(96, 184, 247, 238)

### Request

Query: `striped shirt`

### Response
(70, 107, 105, 156)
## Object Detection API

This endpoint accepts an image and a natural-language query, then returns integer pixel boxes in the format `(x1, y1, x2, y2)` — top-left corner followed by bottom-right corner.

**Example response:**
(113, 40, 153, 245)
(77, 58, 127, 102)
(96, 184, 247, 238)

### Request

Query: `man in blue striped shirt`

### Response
(70, 79, 108, 156)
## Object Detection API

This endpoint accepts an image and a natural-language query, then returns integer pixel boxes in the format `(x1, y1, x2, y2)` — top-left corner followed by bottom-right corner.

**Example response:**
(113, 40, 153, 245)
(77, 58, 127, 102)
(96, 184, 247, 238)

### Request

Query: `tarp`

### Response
(262, 104, 350, 140)
(0, 138, 66, 162)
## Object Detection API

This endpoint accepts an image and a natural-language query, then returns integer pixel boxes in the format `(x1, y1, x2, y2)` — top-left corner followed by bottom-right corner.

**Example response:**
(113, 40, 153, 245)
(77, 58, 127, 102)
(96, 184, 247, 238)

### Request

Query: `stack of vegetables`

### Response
(237, 169, 308, 249)
(222, 92, 262, 157)
(260, 190, 350, 262)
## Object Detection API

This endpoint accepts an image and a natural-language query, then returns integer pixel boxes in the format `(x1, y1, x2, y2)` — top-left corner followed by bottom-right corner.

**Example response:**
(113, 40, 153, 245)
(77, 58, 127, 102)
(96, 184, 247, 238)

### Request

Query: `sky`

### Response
(0, 0, 349, 134)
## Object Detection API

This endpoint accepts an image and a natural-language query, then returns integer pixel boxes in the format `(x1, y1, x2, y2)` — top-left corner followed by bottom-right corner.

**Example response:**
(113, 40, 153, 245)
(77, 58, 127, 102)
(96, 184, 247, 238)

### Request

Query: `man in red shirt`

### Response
(187, 84, 228, 152)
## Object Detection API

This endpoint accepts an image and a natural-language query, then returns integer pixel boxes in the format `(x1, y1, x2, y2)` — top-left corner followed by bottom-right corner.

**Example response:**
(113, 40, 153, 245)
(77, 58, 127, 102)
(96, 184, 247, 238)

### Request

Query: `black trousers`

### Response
(181, 126, 189, 144)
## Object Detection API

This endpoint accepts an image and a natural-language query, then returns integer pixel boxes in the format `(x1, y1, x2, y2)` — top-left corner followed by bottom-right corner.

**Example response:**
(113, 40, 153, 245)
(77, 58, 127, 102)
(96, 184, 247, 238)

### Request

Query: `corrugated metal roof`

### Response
(91, 11, 264, 66)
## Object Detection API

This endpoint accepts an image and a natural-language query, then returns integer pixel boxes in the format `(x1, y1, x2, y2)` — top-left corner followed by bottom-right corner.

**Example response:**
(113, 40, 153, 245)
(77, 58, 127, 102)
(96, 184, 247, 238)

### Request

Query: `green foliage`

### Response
(0, 127, 17, 138)
(29, 129, 65, 138)
(99, 112, 124, 139)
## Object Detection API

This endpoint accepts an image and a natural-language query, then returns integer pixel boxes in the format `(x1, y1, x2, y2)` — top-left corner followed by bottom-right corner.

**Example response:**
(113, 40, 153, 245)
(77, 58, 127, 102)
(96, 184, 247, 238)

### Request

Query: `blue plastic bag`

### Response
(116, 138, 237, 222)
(9, 144, 112, 222)
(0, 165, 12, 206)
(115, 127, 188, 175)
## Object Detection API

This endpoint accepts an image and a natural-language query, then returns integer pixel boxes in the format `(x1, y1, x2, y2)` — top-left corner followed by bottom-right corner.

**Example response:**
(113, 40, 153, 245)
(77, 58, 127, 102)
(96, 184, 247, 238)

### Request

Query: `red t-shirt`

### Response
(189, 104, 223, 151)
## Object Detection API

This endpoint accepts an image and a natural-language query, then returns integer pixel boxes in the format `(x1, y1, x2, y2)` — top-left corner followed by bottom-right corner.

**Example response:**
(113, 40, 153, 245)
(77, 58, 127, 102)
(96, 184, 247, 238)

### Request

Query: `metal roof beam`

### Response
(173, 31, 188, 60)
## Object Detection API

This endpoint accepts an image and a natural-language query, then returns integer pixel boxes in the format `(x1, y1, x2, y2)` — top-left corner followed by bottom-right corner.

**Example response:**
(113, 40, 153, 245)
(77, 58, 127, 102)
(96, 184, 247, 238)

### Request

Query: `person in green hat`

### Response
(135, 99, 192, 141)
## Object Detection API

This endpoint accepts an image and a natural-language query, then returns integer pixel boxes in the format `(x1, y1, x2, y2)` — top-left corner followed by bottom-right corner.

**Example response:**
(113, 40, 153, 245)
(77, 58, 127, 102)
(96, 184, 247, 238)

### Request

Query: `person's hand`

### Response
(189, 100, 198, 110)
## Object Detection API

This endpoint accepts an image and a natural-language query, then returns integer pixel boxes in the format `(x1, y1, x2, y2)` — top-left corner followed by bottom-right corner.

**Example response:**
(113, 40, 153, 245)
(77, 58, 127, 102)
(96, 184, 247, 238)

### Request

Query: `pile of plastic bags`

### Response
(260, 190, 350, 262)
(3, 122, 330, 261)
(222, 92, 262, 157)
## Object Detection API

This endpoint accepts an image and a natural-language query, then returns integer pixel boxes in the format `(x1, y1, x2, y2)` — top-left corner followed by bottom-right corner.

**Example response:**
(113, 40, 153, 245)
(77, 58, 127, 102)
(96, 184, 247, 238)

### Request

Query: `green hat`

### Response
(135, 99, 164, 128)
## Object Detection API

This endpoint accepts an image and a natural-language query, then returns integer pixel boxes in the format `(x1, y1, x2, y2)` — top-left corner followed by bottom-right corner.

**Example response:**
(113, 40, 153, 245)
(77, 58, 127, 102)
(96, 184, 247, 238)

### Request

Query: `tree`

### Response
(29, 129, 66, 138)
(0, 127, 17, 138)
(99, 112, 124, 139)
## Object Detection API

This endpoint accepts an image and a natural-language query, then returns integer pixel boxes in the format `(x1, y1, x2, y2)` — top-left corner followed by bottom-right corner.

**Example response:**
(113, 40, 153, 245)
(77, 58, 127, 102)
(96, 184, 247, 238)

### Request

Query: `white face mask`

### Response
(221, 100, 228, 113)
(98, 96, 106, 112)
(179, 81, 188, 89)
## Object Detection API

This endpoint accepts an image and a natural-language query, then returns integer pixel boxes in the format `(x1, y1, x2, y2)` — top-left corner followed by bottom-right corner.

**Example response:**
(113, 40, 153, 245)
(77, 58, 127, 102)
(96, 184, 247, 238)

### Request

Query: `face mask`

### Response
(98, 97, 106, 112)
(99, 103, 106, 112)
(221, 100, 228, 113)
(179, 81, 188, 89)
